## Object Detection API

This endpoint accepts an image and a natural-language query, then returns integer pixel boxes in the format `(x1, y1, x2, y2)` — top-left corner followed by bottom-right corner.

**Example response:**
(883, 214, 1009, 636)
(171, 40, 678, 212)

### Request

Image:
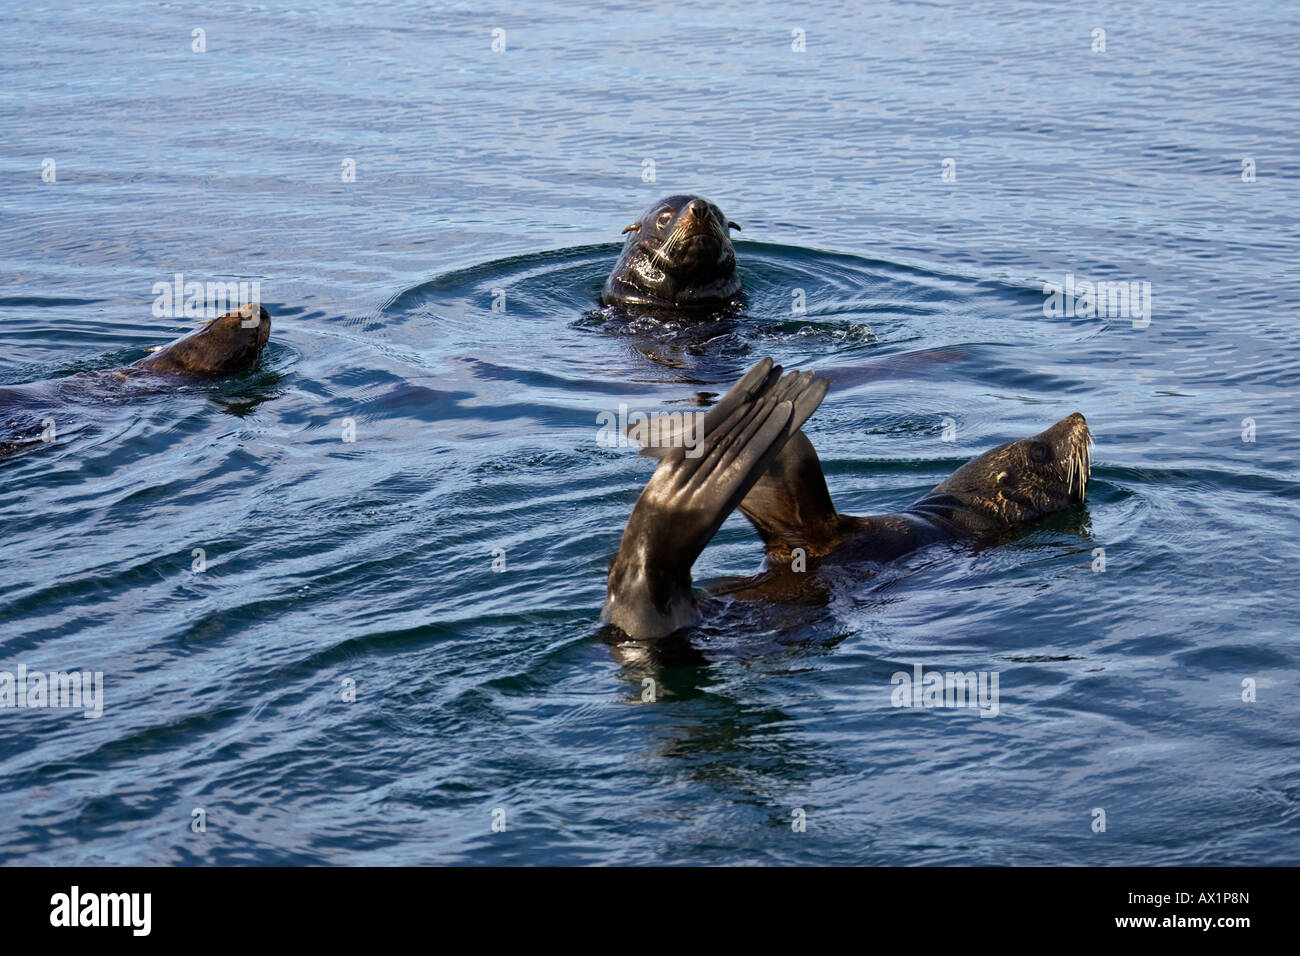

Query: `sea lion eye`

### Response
(1029, 443, 1051, 464)
(657, 212, 672, 227)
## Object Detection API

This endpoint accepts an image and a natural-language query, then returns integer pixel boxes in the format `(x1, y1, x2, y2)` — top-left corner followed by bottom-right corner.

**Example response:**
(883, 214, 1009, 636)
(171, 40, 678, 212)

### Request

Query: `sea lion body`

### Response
(601, 359, 1093, 640)
(711, 415, 1092, 601)
(600, 195, 743, 310)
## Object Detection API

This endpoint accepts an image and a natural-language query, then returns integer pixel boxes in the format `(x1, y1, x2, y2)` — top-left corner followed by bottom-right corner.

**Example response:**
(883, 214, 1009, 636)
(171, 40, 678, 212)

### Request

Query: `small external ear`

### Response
(620, 222, 641, 235)
(727, 220, 742, 231)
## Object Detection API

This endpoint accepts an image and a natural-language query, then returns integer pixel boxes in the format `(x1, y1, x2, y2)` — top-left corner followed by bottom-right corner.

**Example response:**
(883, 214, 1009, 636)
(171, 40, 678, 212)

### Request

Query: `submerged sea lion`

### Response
(600, 195, 743, 310)
(128, 303, 271, 378)
(1, 304, 272, 459)
(601, 358, 1093, 640)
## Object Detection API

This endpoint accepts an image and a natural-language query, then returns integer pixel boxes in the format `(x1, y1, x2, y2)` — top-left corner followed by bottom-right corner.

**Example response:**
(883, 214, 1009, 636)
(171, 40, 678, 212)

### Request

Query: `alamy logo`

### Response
(890, 664, 1000, 718)
(152, 272, 261, 319)
(0, 664, 102, 718)
(596, 406, 708, 458)
(50, 886, 151, 936)
(1043, 273, 1151, 329)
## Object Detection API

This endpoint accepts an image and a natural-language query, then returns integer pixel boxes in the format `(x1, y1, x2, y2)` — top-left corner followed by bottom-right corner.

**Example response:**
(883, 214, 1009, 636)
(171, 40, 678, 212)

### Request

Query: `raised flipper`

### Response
(601, 358, 829, 640)
(737, 430, 846, 559)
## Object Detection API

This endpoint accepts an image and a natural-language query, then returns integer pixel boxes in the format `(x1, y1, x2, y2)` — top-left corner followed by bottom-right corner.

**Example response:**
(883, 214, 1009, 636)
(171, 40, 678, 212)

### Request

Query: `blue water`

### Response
(1, 0, 1298, 865)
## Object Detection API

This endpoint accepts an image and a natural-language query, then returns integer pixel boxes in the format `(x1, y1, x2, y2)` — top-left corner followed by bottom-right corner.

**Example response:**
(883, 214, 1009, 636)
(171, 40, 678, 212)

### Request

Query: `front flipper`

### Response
(601, 358, 829, 640)
(737, 430, 845, 559)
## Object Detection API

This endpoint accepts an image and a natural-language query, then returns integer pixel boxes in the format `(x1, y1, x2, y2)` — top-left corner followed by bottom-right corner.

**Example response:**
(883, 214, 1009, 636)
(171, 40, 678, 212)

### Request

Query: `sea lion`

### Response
(600, 195, 743, 310)
(601, 358, 1093, 640)
(0, 304, 272, 460)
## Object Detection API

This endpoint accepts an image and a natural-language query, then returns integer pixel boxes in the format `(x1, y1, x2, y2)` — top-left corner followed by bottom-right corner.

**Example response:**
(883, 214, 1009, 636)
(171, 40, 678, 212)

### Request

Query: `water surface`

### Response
(1, 0, 1297, 865)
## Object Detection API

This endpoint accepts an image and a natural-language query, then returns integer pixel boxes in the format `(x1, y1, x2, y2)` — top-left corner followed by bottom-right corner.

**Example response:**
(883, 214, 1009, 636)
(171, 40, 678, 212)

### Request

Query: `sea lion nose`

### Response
(687, 200, 709, 219)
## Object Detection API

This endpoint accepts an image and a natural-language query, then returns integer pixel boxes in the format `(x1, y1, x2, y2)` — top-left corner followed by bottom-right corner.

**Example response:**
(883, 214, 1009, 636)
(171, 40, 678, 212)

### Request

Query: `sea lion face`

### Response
(600, 195, 742, 309)
(921, 413, 1093, 534)
(133, 304, 271, 377)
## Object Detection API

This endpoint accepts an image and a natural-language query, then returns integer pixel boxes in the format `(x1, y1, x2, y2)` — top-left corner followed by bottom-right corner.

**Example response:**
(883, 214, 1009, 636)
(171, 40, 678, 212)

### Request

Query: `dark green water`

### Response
(1, 1, 1297, 864)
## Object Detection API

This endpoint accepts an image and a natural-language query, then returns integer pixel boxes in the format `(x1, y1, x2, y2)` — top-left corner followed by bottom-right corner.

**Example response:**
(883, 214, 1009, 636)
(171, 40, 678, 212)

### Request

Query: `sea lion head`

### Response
(918, 413, 1093, 534)
(600, 195, 743, 310)
(133, 304, 271, 377)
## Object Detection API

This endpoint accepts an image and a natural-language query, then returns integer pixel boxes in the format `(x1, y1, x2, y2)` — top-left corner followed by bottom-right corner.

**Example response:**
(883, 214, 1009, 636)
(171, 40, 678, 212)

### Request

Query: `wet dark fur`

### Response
(130, 305, 271, 378)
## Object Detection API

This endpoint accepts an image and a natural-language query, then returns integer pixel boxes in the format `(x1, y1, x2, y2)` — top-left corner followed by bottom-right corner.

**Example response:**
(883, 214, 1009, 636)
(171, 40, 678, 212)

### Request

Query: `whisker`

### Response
(1075, 442, 1089, 499)
(656, 220, 688, 261)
